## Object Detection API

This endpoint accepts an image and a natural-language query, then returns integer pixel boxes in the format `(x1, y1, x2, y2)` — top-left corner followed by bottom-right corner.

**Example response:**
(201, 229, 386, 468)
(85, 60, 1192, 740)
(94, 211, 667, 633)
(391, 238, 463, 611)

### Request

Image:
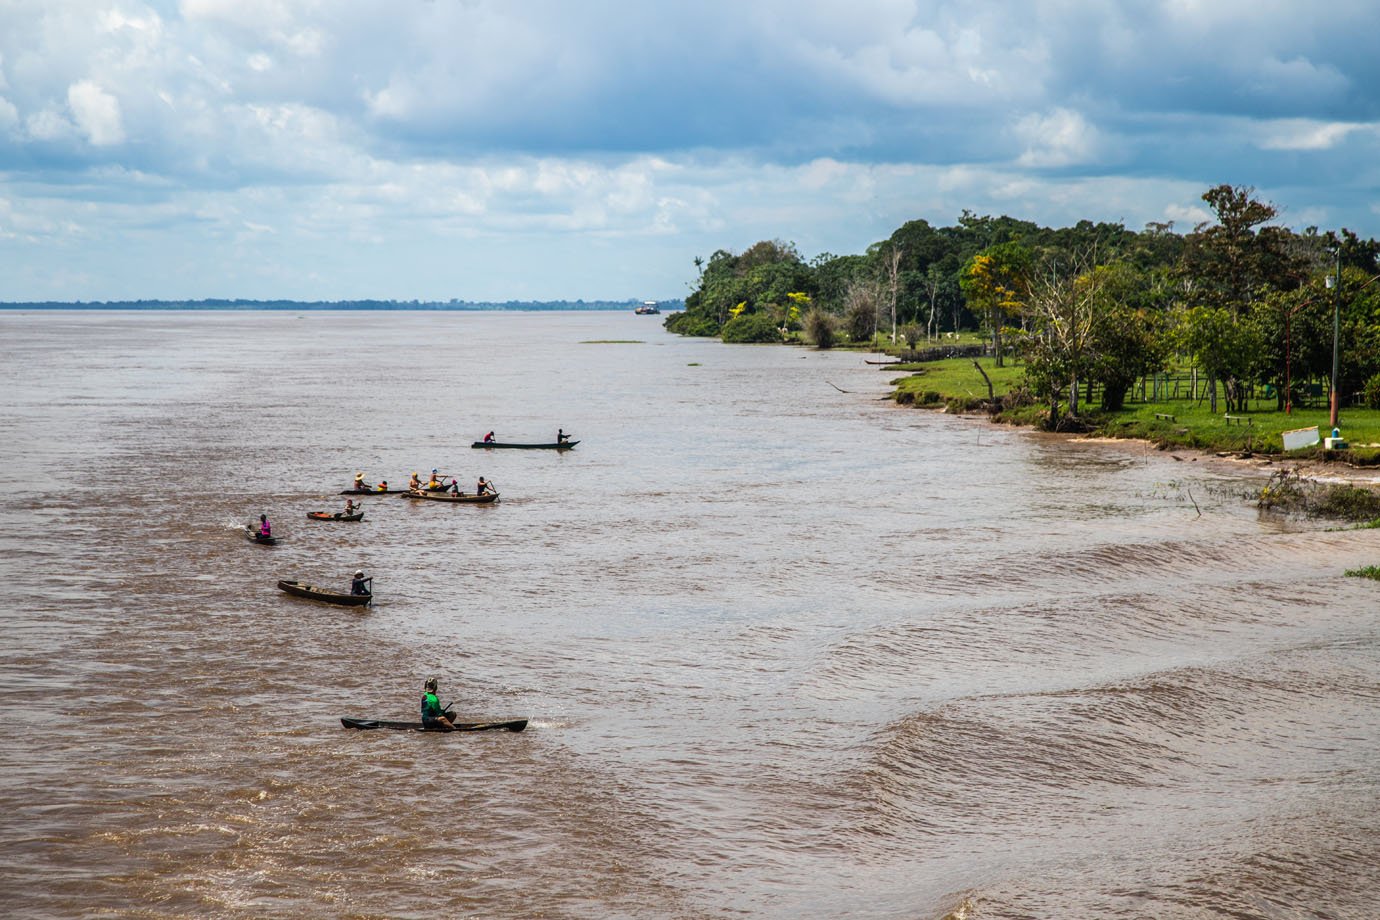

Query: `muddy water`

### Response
(1, 310, 1377, 919)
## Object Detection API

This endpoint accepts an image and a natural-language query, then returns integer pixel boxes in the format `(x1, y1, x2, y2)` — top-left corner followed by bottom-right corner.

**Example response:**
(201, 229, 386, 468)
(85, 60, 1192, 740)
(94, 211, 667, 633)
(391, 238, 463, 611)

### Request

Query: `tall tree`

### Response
(961, 242, 1032, 367)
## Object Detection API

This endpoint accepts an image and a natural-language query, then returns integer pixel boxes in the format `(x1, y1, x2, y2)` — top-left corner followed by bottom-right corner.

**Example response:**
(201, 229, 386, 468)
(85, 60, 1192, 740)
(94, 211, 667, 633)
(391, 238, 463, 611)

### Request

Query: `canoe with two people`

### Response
(471, 430, 578, 450)
(308, 498, 365, 522)
(342, 473, 400, 494)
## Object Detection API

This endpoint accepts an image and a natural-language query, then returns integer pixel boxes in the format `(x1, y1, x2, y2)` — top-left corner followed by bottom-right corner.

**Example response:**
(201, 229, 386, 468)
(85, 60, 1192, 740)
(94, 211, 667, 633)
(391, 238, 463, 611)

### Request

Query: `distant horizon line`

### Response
(0, 297, 685, 311)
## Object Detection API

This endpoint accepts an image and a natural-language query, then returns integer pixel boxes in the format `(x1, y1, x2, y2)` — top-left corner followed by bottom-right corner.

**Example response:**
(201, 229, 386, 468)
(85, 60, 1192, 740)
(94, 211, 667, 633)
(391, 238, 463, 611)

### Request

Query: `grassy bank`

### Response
(891, 356, 1380, 463)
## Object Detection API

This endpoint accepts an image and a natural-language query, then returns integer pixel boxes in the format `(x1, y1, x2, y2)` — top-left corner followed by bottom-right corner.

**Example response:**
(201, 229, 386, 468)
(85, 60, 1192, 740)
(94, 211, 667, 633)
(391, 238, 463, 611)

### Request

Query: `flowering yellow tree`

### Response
(783, 291, 810, 329)
(960, 243, 1032, 366)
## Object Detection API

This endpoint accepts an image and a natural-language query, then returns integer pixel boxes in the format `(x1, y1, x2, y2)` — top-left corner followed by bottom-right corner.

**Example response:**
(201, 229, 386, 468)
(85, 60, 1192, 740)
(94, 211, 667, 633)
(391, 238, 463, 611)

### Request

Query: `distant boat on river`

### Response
(635, 301, 660, 314)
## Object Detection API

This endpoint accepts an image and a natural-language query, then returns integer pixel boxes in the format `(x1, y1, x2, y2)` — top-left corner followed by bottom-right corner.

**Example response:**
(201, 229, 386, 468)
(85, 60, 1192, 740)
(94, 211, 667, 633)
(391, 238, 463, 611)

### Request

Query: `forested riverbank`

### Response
(666, 184, 1380, 463)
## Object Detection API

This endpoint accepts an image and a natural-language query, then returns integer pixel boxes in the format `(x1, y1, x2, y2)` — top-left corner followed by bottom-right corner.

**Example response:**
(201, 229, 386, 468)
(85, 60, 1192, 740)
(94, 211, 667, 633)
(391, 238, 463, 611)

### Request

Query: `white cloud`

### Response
(25, 108, 73, 142)
(1164, 202, 1213, 227)
(1014, 108, 1101, 167)
(1257, 119, 1368, 151)
(68, 80, 125, 146)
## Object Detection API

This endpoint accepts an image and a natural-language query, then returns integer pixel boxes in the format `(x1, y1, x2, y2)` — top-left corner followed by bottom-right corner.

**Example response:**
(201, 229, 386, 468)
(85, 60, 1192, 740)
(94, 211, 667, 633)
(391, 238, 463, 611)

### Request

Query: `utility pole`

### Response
(1329, 247, 1341, 431)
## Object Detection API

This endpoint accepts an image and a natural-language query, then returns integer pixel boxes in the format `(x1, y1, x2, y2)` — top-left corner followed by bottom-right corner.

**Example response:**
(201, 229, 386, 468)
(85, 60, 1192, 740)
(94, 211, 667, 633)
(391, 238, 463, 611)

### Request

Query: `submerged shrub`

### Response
(804, 309, 837, 349)
(665, 313, 721, 337)
(1258, 468, 1380, 521)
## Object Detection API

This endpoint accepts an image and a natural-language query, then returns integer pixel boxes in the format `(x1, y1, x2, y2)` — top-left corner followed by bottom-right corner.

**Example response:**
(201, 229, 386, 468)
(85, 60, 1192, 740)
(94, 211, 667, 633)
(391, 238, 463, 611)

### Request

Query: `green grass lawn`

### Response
(892, 357, 1025, 404)
(891, 356, 1380, 460)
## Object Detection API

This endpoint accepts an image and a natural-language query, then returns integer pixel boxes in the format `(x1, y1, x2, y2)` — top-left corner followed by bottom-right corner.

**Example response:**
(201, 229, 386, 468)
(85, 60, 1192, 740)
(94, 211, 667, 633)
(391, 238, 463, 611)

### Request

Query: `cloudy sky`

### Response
(1, 0, 1378, 302)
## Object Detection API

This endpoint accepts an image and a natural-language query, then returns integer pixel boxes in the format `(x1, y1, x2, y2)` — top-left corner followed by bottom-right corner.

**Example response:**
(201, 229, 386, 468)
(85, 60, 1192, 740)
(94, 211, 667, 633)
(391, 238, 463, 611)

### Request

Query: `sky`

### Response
(1, 0, 1378, 302)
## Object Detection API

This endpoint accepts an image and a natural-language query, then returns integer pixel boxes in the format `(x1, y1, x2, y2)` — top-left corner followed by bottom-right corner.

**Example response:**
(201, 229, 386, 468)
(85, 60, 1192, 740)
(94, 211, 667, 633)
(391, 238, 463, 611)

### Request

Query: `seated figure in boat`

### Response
(427, 469, 443, 491)
(483, 431, 495, 443)
(375, 480, 388, 492)
(353, 472, 368, 491)
(409, 471, 422, 492)
(557, 428, 569, 443)
(351, 569, 371, 595)
(258, 514, 271, 538)
(476, 477, 493, 495)
(344, 499, 357, 516)
(420, 677, 456, 730)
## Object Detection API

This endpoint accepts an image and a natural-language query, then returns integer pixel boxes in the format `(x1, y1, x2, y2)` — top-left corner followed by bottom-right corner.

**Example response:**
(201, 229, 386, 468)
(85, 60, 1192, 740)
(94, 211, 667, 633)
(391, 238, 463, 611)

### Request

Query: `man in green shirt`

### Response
(420, 677, 456, 731)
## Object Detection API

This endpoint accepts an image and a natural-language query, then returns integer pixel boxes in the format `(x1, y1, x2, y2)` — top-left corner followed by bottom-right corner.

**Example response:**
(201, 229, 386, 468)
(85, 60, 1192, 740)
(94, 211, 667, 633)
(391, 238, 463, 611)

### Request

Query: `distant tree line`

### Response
(1, 298, 685, 312)
(666, 185, 1380, 423)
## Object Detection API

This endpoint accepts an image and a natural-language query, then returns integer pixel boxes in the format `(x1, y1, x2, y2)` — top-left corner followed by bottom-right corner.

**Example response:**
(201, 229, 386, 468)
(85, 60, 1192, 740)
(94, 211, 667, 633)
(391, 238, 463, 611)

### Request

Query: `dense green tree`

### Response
(667, 241, 811, 337)
(1183, 305, 1266, 412)
(810, 253, 869, 314)
(1085, 263, 1171, 411)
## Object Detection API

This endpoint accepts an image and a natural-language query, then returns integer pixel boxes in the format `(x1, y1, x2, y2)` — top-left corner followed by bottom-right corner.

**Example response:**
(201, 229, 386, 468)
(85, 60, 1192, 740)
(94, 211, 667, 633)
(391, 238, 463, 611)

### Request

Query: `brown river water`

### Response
(1, 311, 1377, 919)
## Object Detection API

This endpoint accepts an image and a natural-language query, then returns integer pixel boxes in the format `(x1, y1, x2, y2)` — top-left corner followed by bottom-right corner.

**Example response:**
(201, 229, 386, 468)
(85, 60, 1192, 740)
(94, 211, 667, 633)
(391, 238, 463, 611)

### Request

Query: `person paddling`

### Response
(344, 499, 357, 517)
(409, 471, 422, 492)
(353, 472, 368, 491)
(420, 677, 456, 730)
(476, 476, 494, 496)
(557, 428, 569, 444)
(427, 469, 443, 491)
(483, 431, 495, 443)
(351, 569, 372, 596)
(258, 514, 271, 538)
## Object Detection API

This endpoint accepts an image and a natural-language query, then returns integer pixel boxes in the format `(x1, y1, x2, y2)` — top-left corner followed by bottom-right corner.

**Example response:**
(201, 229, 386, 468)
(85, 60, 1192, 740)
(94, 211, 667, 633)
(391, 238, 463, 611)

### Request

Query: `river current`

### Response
(1, 310, 1377, 919)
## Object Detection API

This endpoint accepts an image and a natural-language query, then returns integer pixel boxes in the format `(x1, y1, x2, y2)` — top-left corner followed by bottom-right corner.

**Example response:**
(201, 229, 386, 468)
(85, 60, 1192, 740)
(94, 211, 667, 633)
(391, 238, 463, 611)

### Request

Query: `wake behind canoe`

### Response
(341, 717, 528, 732)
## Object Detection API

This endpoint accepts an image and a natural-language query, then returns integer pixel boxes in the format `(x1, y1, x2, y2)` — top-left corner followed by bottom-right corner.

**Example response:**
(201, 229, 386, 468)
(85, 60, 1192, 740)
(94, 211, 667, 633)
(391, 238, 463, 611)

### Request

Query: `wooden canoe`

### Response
(404, 490, 499, 503)
(277, 579, 371, 607)
(339, 488, 406, 495)
(307, 511, 365, 521)
(245, 527, 277, 545)
(471, 440, 578, 450)
(341, 717, 528, 732)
